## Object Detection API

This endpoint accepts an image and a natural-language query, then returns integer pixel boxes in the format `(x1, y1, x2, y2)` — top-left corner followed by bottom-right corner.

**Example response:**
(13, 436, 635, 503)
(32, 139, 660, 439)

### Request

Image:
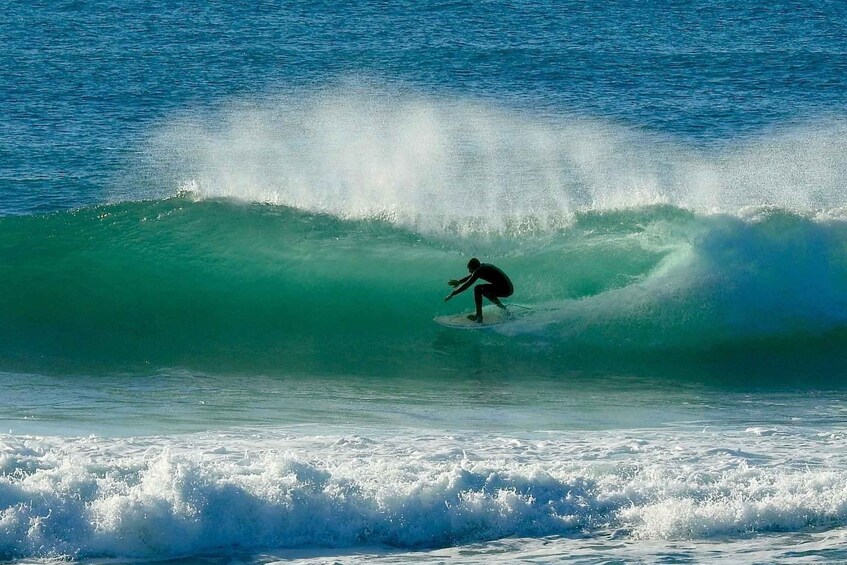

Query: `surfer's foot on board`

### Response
(467, 314, 483, 323)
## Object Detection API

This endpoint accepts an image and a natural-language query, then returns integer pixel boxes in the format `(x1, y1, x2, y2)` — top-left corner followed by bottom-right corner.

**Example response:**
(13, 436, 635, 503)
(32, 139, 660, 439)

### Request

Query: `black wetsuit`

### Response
(452, 263, 514, 319)
(466, 263, 514, 298)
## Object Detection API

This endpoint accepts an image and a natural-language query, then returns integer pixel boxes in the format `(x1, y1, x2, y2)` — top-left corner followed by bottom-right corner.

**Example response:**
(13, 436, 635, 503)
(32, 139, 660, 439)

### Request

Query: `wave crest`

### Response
(140, 84, 847, 234)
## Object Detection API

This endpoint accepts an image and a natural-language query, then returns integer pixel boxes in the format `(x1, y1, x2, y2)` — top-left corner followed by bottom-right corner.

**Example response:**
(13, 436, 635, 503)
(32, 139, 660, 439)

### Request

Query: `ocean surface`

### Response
(4, 1, 847, 562)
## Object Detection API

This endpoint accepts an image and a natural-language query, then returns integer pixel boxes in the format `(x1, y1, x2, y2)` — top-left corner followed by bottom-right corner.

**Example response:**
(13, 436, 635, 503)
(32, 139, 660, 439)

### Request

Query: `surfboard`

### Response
(434, 304, 530, 329)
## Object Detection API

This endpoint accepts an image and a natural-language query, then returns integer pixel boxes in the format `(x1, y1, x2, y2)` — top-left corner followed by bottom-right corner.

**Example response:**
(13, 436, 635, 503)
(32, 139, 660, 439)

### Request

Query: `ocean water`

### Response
(4, 1, 847, 562)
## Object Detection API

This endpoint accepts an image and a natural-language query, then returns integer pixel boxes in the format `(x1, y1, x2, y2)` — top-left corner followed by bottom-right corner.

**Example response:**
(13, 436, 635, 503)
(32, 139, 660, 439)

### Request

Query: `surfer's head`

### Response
(467, 258, 481, 272)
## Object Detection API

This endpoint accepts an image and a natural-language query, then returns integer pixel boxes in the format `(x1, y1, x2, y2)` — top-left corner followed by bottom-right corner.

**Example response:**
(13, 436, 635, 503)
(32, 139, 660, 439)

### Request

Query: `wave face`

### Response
(3, 195, 847, 379)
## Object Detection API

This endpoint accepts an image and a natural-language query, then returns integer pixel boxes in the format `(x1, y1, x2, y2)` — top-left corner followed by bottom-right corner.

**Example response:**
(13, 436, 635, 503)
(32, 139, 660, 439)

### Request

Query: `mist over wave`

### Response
(139, 85, 847, 234)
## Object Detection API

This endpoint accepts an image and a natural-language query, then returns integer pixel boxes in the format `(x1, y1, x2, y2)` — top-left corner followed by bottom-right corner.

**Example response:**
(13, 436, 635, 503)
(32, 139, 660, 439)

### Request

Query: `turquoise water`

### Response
(4, 197, 847, 380)
(4, 1, 847, 562)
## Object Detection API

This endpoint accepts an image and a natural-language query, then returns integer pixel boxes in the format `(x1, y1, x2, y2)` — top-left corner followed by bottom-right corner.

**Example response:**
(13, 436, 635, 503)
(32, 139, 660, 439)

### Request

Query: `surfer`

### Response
(444, 258, 514, 323)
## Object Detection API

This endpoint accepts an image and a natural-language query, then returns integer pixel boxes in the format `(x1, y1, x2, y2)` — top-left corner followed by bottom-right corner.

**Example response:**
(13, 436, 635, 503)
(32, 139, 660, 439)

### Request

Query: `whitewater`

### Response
(5, 418, 847, 563)
(4, 0, 847, 562)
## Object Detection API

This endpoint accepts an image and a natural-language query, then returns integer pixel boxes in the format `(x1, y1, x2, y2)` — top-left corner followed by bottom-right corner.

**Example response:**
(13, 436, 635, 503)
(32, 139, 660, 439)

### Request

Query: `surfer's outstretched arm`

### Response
(444, 272, 479, 301)
(448, 273, 472, 287)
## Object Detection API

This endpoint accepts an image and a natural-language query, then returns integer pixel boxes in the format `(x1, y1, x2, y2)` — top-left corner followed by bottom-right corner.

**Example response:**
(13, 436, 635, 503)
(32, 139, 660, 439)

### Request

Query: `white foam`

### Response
(2, 427, 847, 561)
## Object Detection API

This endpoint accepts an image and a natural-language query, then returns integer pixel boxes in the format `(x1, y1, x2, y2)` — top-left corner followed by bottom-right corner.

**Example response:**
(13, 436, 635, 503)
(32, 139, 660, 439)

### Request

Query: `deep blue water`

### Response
(4, 1, 847, 214)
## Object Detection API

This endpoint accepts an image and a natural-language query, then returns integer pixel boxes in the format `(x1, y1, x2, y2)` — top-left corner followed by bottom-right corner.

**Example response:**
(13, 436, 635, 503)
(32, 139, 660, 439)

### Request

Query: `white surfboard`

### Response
(434, 304, 531, 329)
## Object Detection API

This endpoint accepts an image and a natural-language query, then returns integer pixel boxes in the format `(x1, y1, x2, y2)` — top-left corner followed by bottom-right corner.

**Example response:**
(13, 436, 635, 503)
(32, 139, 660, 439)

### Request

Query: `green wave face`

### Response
(3, 197, 847, 381)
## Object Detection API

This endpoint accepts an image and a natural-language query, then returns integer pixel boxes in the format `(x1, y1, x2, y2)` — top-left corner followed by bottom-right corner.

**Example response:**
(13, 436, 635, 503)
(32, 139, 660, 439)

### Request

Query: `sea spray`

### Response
(139, 87, 847, 234)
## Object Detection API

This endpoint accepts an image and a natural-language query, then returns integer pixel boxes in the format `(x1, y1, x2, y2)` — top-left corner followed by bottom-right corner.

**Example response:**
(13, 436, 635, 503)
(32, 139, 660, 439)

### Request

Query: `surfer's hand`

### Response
(444, 294, 452, 302)
(448, 279, 460, 287)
